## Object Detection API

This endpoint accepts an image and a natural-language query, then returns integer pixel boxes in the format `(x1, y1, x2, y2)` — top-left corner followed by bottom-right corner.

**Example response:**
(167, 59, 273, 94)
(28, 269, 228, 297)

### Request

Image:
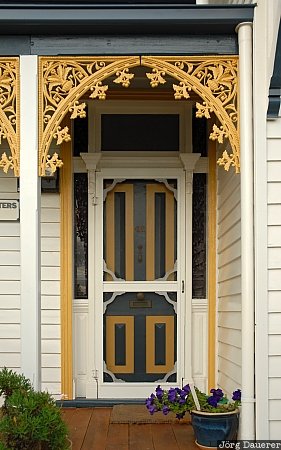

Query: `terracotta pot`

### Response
(191, 409, 239, 449)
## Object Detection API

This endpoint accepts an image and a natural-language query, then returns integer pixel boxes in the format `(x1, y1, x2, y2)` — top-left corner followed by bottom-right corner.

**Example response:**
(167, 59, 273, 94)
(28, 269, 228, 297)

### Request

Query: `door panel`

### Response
(103, 291, 177, 382)
(146, 315, 175, 374)
(105, 184, 134, 281)
(106, 315, 134, 374)
(104, 180, 177, 281)
(146, 184, 176, 280)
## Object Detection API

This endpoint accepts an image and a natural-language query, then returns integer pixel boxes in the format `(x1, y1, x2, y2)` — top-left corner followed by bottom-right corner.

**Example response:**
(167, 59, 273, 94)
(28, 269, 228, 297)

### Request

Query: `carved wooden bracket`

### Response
(0, 58, 19, 177)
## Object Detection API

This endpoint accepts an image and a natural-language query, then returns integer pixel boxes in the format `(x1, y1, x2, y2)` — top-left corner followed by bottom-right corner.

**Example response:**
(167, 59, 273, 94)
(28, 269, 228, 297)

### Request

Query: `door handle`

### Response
(182, 280, 185, 293)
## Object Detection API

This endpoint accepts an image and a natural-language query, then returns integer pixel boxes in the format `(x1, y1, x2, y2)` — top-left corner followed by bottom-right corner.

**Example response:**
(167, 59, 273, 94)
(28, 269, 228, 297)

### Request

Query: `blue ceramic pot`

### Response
(191, 409, 239, 448)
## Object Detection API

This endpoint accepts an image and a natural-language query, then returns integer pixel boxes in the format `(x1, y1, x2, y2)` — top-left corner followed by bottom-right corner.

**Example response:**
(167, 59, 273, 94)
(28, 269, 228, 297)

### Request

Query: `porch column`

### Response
(20, 56, 41, 390)
(236, 22, 255, 439)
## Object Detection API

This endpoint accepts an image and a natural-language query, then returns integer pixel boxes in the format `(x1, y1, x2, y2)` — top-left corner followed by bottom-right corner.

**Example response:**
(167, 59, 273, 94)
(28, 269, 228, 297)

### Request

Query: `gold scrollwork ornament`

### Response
(196, 101, 213, 119)
(69, 101, 87, 119)
(173, 82, 191, 100)
(0, 152, 14, 174)
(53, 126, 71, 146)
(217, 150, 238, 172)
(113, 68, 135, 87)
(45, 152, 63, 175)
(209, 124, 228, 144)
(89, 82, 108, 100)
(146, 68, 166, 87)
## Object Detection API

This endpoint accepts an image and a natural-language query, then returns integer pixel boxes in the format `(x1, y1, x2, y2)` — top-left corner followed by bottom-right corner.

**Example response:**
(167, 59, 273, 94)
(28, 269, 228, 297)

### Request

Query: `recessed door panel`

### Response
(103, 292, 177, 383)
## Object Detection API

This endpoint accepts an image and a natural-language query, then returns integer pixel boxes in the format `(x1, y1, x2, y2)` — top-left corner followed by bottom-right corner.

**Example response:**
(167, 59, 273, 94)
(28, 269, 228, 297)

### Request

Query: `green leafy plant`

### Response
(145, 384, 241, 419)
(0, 367, 32, 409)
(0, 368, 70, 450)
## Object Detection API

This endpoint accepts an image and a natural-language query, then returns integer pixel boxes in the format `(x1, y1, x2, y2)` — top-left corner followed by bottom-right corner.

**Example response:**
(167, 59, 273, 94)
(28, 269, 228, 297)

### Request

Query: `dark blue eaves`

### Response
(0, 4, 255, 36)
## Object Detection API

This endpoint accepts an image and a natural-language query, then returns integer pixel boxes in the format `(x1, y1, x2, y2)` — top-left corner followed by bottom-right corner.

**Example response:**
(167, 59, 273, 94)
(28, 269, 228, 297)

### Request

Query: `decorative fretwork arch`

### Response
(39, 55, 238, 176)
(143, 56, 239, 172)
(0, 58, 19, 177)
(39, 57, 140, 175)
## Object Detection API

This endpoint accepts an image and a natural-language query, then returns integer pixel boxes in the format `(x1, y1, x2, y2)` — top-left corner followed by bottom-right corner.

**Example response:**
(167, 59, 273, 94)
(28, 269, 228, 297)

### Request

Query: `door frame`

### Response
(88, 165, 188, 398)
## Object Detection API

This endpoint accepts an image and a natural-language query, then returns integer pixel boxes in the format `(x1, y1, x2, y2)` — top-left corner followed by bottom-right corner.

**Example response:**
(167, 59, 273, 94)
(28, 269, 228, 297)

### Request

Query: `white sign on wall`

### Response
(0, 200, 19, 221)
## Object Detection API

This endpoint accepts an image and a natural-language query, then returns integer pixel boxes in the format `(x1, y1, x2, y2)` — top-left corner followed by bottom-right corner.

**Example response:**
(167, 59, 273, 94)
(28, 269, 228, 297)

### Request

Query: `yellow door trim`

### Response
(60, 115, 73, 400)
(106, 315, 134, 373)
(146, 315, 174, 373)
(146, 184, 175, 281)
(105, 184, 134, 280)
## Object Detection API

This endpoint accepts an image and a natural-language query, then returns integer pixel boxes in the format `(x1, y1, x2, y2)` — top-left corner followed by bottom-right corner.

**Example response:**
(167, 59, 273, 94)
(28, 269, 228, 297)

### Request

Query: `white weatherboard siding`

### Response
(41, 193, 61, 397)
(267, 119, 281, 438)
(217, 164, 242, 396)
(0, 171, 20, 371)
(0, 175, 61, 395)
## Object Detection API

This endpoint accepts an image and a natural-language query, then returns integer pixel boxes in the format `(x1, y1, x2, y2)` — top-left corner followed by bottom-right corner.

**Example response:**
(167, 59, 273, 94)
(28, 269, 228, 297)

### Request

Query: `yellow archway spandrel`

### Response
(0, 58, 20, 177)
(39, 55, 239, 175)
(39, 56, 140, 176)
(142, 56, 239, 173)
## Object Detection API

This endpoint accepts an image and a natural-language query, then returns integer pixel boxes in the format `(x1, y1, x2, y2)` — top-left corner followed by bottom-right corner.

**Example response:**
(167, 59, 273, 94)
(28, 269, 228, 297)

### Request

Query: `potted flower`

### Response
(145, 384, 241, 448)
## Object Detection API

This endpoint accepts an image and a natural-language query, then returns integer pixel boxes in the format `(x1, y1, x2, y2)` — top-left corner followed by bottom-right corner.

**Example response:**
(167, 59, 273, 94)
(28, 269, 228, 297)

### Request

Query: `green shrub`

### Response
(0, 368, 32, 408)
(0, 368, 70, 450)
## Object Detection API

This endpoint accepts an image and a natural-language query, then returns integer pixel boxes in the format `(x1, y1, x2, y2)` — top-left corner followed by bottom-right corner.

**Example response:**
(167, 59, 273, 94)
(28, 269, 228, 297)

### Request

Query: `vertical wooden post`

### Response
(60, 115, 73, 399)
(20, 55, 41, 390)
(208, 125, 217, 391)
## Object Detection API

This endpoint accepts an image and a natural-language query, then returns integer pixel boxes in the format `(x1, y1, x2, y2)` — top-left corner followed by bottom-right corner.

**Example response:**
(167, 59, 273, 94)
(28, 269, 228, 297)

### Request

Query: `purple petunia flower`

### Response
(156, 385, 164, 400)
(210, 388, 224, 399)
(232, 389, 241, 402)
(168, 388, 177, 402)
(162, 405, 170, 415)
(207, 396, 219, 407)
(182, 384, 191, 394)
(148, 404, 158, 415)
(145, 394, 156, 409)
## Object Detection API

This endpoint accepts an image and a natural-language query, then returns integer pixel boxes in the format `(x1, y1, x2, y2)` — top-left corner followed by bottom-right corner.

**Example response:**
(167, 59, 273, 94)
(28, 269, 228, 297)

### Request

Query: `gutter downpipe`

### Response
(236, 22, 255, 440)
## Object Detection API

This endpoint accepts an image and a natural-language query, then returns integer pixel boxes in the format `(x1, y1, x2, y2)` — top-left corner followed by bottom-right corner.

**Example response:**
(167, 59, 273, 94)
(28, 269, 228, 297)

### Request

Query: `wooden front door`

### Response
(94, 169, 186, 398)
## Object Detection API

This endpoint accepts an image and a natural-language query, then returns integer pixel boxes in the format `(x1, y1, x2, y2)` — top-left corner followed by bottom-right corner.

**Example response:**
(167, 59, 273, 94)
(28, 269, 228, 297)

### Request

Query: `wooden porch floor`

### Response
(62, 408, 198, 450)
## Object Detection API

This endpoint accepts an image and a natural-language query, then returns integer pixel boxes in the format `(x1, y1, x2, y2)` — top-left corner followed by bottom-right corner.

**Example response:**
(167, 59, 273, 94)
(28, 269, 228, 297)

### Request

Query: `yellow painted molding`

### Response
(106, 316, 134, 373)
(60, 115, 73, 400)
(146, 316, 174, 373)
(208, 120, 217, 391)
